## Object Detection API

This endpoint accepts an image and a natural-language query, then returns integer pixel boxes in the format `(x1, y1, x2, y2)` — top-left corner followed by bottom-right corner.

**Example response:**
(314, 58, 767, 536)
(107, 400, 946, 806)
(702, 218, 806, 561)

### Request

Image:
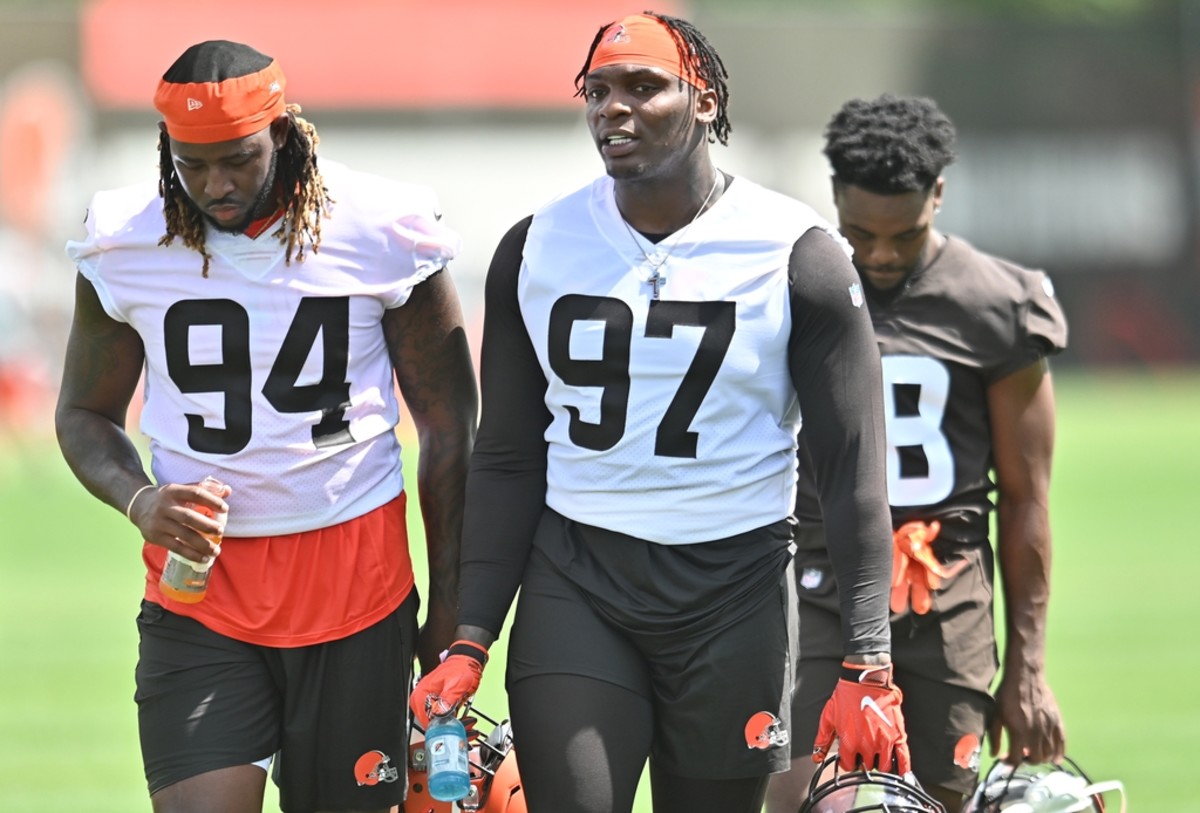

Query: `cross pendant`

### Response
(648, 269, 666, 300)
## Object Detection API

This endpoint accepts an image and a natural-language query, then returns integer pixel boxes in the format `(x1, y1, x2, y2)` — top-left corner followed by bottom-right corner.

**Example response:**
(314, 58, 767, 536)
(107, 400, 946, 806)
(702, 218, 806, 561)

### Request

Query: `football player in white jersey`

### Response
(766, 94, 1068, 813)
(409, 14, 908, 813)
(55, 41, 477, 813)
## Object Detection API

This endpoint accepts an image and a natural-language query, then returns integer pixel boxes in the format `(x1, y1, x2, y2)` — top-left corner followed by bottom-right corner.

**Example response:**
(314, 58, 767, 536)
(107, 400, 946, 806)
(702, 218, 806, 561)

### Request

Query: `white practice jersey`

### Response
(519, 175, 839, 543)
(66, 161, 460, 536)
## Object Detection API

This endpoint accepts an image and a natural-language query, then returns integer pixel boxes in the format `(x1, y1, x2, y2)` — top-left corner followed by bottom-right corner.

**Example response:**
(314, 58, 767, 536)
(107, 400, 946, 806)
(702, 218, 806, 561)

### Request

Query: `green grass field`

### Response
(2, 369, 1197, 812)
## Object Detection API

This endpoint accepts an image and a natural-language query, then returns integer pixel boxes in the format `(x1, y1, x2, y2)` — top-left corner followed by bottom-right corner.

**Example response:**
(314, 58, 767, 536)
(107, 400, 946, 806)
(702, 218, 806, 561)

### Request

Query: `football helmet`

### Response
(962, 756, 1126, 813)
(406, 704, 526, 813)
(801, 755, 946, 813)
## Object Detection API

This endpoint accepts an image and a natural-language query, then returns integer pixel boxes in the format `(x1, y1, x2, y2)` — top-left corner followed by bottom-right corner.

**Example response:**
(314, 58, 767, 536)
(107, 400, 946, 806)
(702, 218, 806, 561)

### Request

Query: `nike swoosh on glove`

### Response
(890, 520, 968, 615)
(812, 662, 912, 774)
(409, 639, 488, 729)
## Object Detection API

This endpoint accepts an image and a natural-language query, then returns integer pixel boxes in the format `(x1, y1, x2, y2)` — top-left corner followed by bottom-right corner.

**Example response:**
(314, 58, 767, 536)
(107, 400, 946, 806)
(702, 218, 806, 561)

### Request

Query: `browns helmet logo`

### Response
(605, 24, 630, 44)
(354, 749, 399, 786)
(744, 710, 790, 750)
(954, 733, 982, 772)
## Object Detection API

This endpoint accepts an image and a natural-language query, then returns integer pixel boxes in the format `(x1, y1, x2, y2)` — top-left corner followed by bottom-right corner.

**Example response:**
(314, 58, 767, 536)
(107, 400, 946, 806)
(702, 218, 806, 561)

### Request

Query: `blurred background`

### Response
(3, 0, 1199, 411)
(0, 0, 1197, 810)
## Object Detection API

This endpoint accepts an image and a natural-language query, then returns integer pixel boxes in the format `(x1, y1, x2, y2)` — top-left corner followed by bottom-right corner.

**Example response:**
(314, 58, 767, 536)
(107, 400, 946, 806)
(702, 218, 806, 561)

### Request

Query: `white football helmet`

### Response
(800, 755, 946, 813)
(962, 756, 1125, 813)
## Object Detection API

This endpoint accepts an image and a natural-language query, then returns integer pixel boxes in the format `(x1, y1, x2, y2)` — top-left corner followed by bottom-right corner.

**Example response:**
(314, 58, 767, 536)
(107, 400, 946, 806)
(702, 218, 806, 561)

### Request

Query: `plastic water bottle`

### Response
(159, 476, 228, 604)
(425, 711, 471, 802)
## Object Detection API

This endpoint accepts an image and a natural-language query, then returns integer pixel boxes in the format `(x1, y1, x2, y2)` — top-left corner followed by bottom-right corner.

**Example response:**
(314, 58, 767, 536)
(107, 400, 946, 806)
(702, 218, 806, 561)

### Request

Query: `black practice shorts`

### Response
(791, 530, 997, 795)
(135, 592, 417, 812)
(507, 509, 798, 779)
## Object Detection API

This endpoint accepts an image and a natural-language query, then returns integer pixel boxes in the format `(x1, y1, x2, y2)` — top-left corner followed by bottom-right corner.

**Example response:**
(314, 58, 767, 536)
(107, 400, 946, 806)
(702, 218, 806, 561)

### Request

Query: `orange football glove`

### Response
(813, 662, 912, 774)
(890, 520, 967, 614)
(409, 639, 488, 729)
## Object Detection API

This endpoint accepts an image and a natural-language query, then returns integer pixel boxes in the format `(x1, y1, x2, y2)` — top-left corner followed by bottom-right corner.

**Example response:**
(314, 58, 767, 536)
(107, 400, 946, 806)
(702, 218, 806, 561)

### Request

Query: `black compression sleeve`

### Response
(457, 216, 551, 635)
(788, 227, 892, 656)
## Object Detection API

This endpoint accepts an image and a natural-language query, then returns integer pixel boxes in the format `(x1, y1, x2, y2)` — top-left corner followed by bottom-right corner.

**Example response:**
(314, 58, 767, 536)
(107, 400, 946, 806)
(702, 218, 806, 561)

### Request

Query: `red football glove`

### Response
(890, 520, 967, 615)
(813, 662, 912, 774)
(409, 639, 488, 729)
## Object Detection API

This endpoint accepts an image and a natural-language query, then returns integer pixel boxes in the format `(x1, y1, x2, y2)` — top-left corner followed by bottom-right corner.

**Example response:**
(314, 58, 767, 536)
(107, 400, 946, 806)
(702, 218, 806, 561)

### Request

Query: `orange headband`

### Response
(589, 14, 705, 90)
(154, 60, 287, 144)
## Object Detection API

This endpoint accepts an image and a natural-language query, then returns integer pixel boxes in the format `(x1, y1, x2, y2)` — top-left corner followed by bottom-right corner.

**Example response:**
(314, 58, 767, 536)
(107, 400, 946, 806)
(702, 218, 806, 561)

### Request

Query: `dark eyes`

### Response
(584, 81, 663, 101)
(849, 230, 920, 242)
(176, 156, 252, 171)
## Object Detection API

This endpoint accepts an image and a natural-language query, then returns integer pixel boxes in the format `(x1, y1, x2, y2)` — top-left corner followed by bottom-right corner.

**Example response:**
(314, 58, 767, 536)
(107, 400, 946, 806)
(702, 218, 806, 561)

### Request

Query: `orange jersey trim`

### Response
(144, 493, 414, 647)
(242, 208, 283, 239)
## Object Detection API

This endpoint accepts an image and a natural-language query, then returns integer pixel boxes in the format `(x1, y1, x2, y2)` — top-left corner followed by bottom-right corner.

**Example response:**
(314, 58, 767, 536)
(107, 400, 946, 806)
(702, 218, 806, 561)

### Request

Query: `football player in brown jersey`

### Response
(768, 94, 1068, 813)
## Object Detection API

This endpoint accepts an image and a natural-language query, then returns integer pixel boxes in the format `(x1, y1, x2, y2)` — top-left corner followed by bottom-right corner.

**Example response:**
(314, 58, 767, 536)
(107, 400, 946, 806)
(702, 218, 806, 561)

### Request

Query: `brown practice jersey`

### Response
(796, 236, 1067, 546)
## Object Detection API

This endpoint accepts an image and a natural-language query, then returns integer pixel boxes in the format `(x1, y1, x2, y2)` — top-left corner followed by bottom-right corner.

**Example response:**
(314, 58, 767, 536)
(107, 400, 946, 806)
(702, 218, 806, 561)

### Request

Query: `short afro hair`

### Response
(823, 93, 956, 195)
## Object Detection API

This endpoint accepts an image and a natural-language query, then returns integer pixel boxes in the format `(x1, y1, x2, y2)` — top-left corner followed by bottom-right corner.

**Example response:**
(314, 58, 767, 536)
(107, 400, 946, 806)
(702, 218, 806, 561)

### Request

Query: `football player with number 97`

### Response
(410, 12, 909, 813)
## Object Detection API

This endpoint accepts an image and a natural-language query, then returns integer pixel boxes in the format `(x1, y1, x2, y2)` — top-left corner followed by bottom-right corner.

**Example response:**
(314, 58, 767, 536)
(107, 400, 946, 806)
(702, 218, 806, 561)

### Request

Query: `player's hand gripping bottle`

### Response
(159, 476, 228, 604)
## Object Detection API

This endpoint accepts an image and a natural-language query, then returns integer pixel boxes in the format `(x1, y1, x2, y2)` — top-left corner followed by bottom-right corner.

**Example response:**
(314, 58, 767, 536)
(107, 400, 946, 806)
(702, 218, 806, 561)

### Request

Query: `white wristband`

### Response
(125, 484, 156, 522)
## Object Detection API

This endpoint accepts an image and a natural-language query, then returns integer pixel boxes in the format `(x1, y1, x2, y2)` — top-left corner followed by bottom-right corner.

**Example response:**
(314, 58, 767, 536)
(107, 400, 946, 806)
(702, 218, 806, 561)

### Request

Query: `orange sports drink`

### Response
(159, 476, 228, 603)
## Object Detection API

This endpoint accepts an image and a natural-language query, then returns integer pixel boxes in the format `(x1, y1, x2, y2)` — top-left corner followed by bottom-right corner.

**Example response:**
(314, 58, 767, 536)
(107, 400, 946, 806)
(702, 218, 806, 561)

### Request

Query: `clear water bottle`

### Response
(159, 476, 228, 604)
(425, 711, 471, 802)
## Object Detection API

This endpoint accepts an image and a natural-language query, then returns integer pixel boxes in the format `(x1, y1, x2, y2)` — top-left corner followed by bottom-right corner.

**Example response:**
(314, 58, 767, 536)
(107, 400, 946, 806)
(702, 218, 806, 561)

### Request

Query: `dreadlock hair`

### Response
(823, 93, 957, 196)
(573, 11, 732, 146)
(156, 42, 331, 277)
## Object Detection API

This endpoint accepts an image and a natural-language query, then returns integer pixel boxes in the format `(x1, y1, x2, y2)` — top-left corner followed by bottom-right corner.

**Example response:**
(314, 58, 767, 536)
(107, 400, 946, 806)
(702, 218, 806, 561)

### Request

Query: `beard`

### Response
(191, 149, 281, 234)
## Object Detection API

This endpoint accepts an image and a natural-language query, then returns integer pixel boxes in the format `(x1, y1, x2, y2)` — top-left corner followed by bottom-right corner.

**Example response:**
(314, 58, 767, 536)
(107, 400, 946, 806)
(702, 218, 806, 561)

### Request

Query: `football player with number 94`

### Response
(55, 39, 477, 813)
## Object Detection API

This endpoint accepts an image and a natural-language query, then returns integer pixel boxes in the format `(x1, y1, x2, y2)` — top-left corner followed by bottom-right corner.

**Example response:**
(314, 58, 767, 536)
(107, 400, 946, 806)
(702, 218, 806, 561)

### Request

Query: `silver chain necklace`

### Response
(620, 173, 723, 300)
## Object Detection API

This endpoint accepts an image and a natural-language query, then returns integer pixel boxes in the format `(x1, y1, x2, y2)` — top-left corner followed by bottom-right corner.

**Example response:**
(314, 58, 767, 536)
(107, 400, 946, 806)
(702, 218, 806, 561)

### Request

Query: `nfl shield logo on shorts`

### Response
(800, 567, 824, 590)
(848, 282, 864, 308)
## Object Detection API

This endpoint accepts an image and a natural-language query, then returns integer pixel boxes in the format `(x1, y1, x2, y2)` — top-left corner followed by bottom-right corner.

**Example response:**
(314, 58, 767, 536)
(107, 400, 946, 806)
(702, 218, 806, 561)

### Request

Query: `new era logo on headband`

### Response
(155, 49, 287, 143)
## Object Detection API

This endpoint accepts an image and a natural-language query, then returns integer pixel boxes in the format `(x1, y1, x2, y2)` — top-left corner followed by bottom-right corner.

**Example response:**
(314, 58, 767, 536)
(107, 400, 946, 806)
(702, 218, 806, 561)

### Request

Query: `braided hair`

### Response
(155, 42, 331, 277)
(823, 93, 957, 195)
(573, 11, 732, 146)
